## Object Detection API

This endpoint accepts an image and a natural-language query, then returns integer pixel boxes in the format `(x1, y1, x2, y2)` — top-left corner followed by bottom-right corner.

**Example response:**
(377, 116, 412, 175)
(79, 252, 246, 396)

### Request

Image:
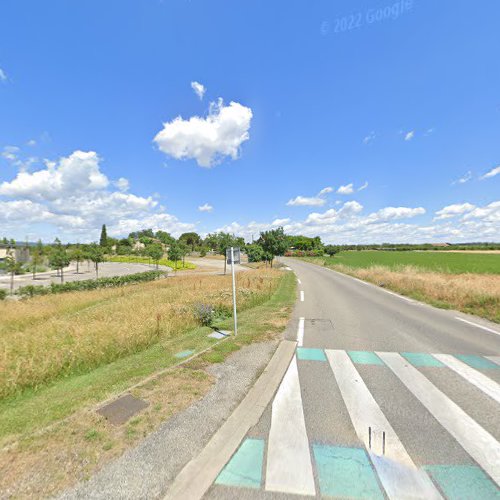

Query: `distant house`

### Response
(431, 243, 450, 248)
(0, 246, 30, 263)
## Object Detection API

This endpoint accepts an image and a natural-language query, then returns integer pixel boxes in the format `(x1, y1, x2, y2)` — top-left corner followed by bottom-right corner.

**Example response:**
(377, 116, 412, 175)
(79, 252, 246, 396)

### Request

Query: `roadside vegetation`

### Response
(300, 251, 500, 323)
(0, 269, 295, 498)
(107, 254, 195, 270)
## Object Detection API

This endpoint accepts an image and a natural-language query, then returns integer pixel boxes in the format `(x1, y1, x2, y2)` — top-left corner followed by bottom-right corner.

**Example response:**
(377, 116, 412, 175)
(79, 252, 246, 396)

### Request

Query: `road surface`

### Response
(206, 258, 500, 499)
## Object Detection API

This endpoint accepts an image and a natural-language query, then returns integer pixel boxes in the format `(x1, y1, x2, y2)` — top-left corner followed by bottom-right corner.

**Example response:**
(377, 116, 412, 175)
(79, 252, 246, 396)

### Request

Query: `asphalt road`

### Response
(206, 258, 500, 499)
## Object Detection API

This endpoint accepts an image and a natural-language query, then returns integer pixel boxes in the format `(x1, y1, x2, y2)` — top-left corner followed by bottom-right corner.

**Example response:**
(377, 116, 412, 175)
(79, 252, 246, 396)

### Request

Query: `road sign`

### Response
(226, 247, 241, 265)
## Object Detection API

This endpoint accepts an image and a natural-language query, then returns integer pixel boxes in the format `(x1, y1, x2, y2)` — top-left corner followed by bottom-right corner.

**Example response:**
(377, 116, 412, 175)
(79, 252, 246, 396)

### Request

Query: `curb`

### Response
(164, 339, 297, 499)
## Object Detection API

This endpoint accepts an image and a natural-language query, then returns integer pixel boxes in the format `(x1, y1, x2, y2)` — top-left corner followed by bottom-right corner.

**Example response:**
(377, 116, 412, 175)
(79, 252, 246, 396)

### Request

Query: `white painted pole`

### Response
(230, 246, 238, 336)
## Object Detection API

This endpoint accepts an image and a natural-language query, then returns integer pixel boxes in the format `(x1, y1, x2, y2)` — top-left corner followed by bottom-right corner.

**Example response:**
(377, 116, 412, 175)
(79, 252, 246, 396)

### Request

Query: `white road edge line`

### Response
(297, 278, 302, 284)
(325, 350, 442, 500)
(265, 356, 316, 496)
(455, 317, 500, 336)
(300, 290, 304, 302)
(486, 356, 500, 367)
(378, 351, 500, 487)
(297, 317, 305, 347)
(433, 354, 500, 405)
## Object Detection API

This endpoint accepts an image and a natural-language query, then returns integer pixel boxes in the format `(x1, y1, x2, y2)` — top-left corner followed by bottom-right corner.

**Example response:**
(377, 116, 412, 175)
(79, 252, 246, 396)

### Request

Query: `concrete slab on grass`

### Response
(97, 394, 149, 425)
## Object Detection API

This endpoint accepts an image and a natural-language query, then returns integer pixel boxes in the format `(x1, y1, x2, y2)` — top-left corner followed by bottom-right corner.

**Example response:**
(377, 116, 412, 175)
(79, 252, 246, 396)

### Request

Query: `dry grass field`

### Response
(0, 270, 280, 399)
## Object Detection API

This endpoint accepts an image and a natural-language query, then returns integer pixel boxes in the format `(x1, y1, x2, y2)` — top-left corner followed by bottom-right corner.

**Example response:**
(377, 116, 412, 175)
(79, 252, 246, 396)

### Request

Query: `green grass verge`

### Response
(107, 255, 196, 270)
(0, 271, 295, 443)
(314, 250, 500, 274)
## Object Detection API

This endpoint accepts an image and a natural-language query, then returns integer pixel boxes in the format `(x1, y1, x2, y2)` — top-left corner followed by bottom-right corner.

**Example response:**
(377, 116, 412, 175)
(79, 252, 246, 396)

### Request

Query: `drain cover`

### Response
(97, 394, 149, 425)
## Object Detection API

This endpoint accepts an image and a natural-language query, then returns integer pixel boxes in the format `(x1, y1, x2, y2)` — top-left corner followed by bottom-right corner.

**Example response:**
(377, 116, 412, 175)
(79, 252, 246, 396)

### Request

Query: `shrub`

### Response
(16, 271, 166, 298)
(0, 289, 7, 300)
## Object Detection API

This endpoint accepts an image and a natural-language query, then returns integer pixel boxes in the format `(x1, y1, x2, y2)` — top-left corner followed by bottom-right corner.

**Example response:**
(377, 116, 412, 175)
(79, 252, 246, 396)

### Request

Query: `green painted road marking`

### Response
(348, 351, 384, 366)
(455, 354, 500, 370)
(425, 465, 500, 499)
(174, 350, 194, 359)
(313, 445, 384, 499)
(401, 352, 444, 367)
(297, 347, 326, 361)
(215, 438, 264, 489)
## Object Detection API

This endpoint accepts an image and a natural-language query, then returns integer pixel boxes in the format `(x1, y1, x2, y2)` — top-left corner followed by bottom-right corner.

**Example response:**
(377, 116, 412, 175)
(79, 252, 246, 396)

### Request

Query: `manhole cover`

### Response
(97, 394, 149, 425)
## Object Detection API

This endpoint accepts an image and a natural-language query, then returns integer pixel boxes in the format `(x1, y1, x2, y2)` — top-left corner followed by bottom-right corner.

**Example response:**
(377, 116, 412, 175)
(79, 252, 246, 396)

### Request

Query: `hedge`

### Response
(17, 270, 166, 298)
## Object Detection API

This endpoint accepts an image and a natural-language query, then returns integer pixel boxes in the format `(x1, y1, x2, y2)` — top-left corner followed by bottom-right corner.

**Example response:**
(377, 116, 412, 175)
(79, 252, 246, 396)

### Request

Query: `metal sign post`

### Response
(226, 247, 240, 336)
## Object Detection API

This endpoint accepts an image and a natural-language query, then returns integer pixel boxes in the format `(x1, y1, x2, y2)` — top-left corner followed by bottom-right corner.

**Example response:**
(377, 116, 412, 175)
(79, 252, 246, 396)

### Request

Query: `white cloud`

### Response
(318, 186, 333, 196)
(363, 131, 376, 144)
(191, 81, 206, 100)
(0, 150, 109, 201)
(435, 203, 475, 220)
(154, 98, 253, 168)
(453, 171, 472, 185)
(215, 200, 499, 245)
(480, 166, 500, 180)
(198, 203, 213, 212)
(114, 177, 130, 192)
(358, 181, 368, 192)
(0, 68, 7, 82)
(0, 150, 195, 241)
(287, 196, 326, 207)
(368, 206, 425, 222)
(337, 183, 354, 195)
(404, 131, 415, 141)
(27, 139, 37, 147)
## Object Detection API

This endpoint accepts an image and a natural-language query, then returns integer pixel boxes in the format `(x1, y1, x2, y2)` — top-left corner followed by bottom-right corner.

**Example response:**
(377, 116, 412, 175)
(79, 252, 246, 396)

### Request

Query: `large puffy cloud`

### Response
(154, 99, 253, 168)
(0, 151, 108, 200)
(0, 151, 195, 241)
(434, 203, 475, 220)
(368, 206, 426, 222)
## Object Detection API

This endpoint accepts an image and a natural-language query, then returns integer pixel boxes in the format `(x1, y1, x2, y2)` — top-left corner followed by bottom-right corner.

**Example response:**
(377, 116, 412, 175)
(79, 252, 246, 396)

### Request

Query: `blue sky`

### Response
(0, 0, 499, 243)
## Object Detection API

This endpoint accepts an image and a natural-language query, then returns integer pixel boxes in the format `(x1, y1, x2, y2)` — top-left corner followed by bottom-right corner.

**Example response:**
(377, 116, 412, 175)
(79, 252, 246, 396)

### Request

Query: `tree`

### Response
(4, 252, 21, 294)
(147, 243, 163, 269)
(31, 240, 44, 279)
(246, 244, 265, 263)
(88, 244, 105, 279)
(155, 230, 175, 246)
(179, 232, 201, 252)
(168, 242, 182, 272)
(70, 245, 85, 273)
(99, 224, 108, 248)
(324, 245, 340, 257)
(178, 241, 189, 266)
(49, 241, 70, 283)
(257, 227, 288, 267)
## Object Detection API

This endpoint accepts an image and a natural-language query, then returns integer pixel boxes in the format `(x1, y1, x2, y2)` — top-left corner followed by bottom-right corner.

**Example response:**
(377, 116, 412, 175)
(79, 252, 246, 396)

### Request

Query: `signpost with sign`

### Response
(226, 247, 240, 335)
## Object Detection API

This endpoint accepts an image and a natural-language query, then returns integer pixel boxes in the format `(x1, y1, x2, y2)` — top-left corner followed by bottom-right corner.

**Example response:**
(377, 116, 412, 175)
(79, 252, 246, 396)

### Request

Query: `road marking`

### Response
(313, 445, 384, 499)
(297, 278, 302, 284)
(424, 464, 500, 500)
(401, 352, 444, 367)
(297, 347, 326, 361)
(455, 317, 500, 336)
(215, 438, 264, 489)
(486, 356, 500, 367)
(326, 350, 442, 499)
(348, 350, 385, 366)
(297, 317, 305, 347)
(433, 354, 500, 404)
(265, 356, 316, 496)
(378, 351, 500, 487)
(300, 290, 304, 302)
(455, 354, 499, 370)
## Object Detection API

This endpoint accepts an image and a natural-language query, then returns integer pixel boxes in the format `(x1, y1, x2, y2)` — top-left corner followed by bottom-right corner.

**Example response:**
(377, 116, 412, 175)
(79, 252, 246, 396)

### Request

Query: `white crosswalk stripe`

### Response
(433, 353, 500, 404)
(378, 351, 500, 487)
(265, 355, 316, 496)
(486, 355, 500, 367)
(326, 350, 442, 500)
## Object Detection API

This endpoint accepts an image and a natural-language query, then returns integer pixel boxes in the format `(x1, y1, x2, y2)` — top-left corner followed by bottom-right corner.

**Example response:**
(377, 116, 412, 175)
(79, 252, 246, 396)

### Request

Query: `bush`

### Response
(0, 289, 7, 300)
(17, 271, 166, 298)
(246, 244, 265, 262)
(193, 302, 232, 326)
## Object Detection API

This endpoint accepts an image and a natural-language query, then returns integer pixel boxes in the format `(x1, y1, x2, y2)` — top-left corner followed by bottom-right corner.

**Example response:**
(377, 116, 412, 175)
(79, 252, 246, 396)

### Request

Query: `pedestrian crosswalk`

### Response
(213, 348, 500, 499)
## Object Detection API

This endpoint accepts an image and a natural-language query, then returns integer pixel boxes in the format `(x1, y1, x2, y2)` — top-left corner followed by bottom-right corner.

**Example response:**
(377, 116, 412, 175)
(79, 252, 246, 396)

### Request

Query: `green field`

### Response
(107, 254, 196, 270)
(325, 251, 500, 274)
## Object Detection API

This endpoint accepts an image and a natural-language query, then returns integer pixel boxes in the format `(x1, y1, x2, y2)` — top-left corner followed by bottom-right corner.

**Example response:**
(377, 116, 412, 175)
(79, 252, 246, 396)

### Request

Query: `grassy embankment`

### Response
(300, 251, 500, 323)
(0, 269, 295, 497)
(107, 254, 196, 270)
